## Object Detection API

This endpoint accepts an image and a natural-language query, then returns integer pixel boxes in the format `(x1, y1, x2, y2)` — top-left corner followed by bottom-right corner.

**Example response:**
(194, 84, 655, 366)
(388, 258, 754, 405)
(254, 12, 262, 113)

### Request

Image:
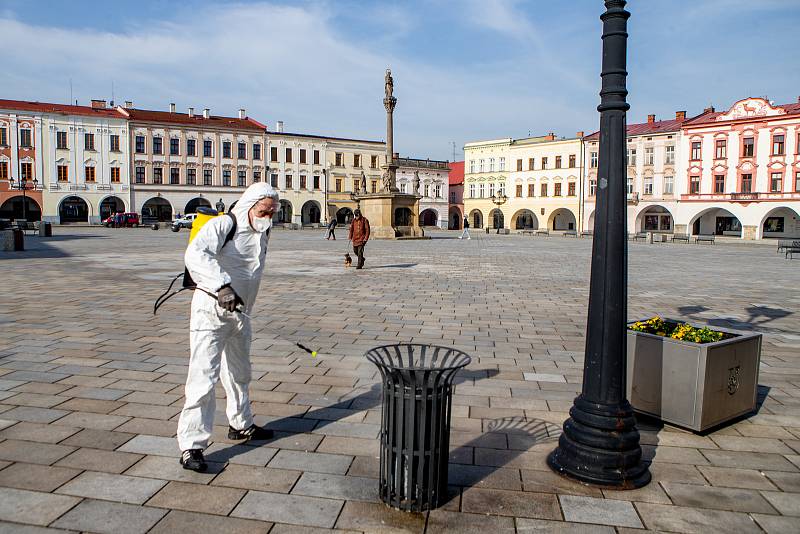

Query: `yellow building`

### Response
(464, 133, 585, 231)
(324, 137, 386, 223)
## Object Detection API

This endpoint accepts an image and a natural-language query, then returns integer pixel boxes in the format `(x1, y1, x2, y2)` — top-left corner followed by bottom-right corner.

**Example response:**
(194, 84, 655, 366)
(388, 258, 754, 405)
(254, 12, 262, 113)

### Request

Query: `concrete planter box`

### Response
(626, 320, 761, 432)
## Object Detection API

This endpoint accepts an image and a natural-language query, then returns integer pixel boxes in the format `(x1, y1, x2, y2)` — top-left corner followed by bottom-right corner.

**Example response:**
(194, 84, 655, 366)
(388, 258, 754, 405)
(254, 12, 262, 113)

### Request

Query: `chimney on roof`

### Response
(238, 108, 246, 119)
(546, 132, 555, 141)
(169, 102, 176, 113)
(276, 121, 284, 133)
(90, 99, 106, 109)
(124, 100, 132, 109)
(675, 110, 686, 121)
(704, 106, 715, 113)
(203, 108, 210, 119)
(647, 114, 656, 123)
(576, 131, 584, 138)
(188, 107, 194, 118)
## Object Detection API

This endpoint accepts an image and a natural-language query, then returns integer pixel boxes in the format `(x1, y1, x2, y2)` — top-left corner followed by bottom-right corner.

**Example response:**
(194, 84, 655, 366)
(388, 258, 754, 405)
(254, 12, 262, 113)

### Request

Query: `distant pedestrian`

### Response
(348, 209, 370, 269)
(325, 218, 337, 240)
(459, 216, 470, 240)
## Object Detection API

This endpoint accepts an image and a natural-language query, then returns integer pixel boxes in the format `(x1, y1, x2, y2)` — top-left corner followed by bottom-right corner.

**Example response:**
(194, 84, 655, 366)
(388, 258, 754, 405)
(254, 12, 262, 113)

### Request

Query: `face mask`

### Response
(251, 216, 272, 233)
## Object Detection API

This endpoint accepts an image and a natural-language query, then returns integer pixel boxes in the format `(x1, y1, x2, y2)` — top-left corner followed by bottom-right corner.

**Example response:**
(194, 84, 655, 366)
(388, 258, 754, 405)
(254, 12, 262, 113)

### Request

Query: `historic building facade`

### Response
(0, 100, 46, 221)
(677, 97, 800, 239)
(463, 138, 512, 229)
(583, 111, 688, 234)
(121, 103, 268, 221)
(324, 138, 386, 223)
(447, 161, 464, 229)
(396, 157, 450, 228)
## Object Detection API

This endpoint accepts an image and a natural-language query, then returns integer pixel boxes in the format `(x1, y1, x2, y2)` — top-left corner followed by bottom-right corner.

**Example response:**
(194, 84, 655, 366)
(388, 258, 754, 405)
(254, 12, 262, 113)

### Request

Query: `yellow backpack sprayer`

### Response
(153, 206, 318, 357)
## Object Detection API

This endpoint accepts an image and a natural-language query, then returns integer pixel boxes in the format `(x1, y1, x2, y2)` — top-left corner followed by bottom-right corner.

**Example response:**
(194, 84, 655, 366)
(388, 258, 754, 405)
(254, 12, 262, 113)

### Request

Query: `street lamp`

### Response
(9, 175, 38, 222)
(490, 190, 507, 233)
(547, 0, 650, 489)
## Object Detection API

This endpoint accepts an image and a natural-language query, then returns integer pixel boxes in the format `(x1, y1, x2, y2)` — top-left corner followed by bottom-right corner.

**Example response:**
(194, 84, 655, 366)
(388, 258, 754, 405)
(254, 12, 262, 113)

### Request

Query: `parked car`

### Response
(103, 213, 140, 228)
(171, 213, 198, 232)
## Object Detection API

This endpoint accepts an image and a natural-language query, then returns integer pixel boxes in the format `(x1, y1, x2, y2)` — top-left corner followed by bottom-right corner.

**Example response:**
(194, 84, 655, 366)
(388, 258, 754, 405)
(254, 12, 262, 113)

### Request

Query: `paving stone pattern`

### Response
(0, 227, 798, 532)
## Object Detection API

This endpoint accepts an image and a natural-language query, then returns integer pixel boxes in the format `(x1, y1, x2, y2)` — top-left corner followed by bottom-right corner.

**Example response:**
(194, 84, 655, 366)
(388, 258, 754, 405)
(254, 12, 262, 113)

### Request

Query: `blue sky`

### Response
(1, 0, 798, 160)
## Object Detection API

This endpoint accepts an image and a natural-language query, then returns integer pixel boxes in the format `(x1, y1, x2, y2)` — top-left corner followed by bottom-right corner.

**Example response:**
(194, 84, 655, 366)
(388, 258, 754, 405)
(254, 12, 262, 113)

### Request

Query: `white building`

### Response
(396, 157, 450, 228)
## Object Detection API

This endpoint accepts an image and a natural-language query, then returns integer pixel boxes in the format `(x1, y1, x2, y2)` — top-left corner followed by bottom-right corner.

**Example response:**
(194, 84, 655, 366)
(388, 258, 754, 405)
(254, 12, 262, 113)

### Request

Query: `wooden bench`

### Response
(695, 234, 715, 244)
(671, 233, 690, 243)
(14, 221, 38, 235)
(777, 240, 798, 253)
(631, 232, 648, 241)
(518, 230, 536, 236)
(535, 229, 550, 237)
(580, 231, 593, 238)
(562, 230, 578, 238)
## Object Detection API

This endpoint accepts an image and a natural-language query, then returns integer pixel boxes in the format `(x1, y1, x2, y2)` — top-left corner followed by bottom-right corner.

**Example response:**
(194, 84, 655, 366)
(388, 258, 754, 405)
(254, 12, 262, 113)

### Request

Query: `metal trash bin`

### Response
(366, 344, 471, 511)
(12, 228, 24, 251)
(39, 222, 52, 237)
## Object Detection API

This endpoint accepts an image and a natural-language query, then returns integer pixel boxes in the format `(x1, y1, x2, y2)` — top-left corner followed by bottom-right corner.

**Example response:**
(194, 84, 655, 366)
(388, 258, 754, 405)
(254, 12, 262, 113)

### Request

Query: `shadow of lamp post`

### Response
(547, 0, 650, 488)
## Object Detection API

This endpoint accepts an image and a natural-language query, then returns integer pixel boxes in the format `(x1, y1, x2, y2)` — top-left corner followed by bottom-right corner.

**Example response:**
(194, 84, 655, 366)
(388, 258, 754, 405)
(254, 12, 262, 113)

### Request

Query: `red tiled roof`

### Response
(683, 101, 800, 126)
(584, 117, 690, 141)
(0, 99, 127, 119)
(122, 108, 266, 131)
(448, 161, 464, 185)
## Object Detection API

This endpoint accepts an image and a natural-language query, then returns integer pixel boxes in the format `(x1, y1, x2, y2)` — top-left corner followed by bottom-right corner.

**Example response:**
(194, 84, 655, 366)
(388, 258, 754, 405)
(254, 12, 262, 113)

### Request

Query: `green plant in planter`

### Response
(629, 316, 727, 344)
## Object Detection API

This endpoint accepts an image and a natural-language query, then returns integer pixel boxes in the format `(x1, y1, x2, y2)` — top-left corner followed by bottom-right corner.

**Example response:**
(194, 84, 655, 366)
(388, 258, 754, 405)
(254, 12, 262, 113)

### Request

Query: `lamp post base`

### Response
(547, 396, 651, 489)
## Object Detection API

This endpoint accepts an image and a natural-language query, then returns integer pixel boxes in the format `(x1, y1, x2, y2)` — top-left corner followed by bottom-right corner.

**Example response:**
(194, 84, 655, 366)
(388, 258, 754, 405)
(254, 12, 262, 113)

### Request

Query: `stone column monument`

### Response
(356, 69, 426, 239)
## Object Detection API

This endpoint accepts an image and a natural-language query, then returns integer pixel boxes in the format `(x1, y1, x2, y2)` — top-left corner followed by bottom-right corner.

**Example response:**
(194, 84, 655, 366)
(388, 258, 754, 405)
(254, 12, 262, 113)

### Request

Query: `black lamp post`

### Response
(9, 175, 38, 222)
(547, 0, 650, 489)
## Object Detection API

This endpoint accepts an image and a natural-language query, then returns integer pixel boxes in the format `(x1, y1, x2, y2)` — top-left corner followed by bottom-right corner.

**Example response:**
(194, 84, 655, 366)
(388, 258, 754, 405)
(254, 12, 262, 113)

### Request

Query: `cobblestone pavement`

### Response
(1, 227, 798, 533)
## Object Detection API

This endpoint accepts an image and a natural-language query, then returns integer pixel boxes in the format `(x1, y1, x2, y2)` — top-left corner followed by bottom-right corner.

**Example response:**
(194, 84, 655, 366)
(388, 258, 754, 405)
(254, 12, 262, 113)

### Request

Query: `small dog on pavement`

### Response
(344, 253, 353, 268)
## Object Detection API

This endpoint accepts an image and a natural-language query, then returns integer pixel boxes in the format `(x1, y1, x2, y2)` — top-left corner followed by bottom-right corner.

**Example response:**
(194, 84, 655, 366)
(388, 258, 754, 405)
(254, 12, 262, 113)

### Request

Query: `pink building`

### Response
(448, 161, 464, 229)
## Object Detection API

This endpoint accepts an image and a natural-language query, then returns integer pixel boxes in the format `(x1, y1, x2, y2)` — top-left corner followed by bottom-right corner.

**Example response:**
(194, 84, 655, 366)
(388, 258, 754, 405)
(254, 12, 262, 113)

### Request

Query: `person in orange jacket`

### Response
(348, 208, 370, 269)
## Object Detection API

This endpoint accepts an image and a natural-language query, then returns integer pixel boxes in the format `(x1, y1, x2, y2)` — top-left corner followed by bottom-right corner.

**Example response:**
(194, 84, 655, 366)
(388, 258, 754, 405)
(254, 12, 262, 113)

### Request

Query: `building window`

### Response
(270, 146, 278, 162)
(223, 142, 231, 159)
(170, 167, 180, 184)
(170, 138, 180, 156)
(528, 183, 535, 197)
(204, 140, 213, 157)
(371, 180, 378, 193)
(795, 171, 800, 191)
(111, 167, 121, 183)
(664, 175, 673, 195)
(642, 176, 653, 195)
(253, 170, 261, 182)
(516, 159, 523, 172)
(56, 131, 68, 149)
(135, 136, 146, 153)
(714, 174, 725, 193)
(272, 174, 280, 188)
(435, 183, 442, 198)
(57, 165, 68, 182)
(488, 158, 495, 172)
(187, 139, 196, 156)
(763, 217, 784, 233)
(772, 134, 785, 156)
(590, 152, 598, 168)
(627, 176, 634, 194)
(589, 179, 597, 196)
(238, 142, 247, 159)
(479, 184, 485, 198)
(153, 168, 163, 184)
(334, 178, 342, 192)
(85, 133, 95, 151)
(203, 169, 212, 186)
(20, 162, 32, 180)
(187, 168, 196, 185)
(555, 156, 562, 169)
(153, 137, 163, 155)
(690, 142, 701, 160)
(286, 174, 293, 189)
(554, 183, 562, 196)
(715, 139, 726, 159)
(19, 128, 32, 147)
(285, 148, 292, 163)
(238, 170, 246, 187)
(84, 166, 95, 182)
(516, 184, 523, 197)
(741, 173, 752, 193)
(299, 149, 307, 164)
(644, 147, 654, 166)
(689, 175, 700, 194)
(353, 154, 361, 167)
(528, 158, 534, 170)
(626, 148, 637, 166)
(313, 175, 320, 189)
(569, 154, 576, 168)
(565, 182, 575, 197)
(222, 170, 231, 186)
(335, 153, 343, 166)
(253, 143, 261, 160)
(469, 160, 476, 173)
(665, 145, 675, 165)
(300, 175, 307, 189)
(541, 157, 548, 169)
(353, 178, 360, 193)
(742, 137, 754, 157)
(478, 159, 484, 172)
(468, 184, 475, 198)
(488, 183, 495, 197)
(498, 157, 505, 171)
(540, 183, 548, 197)
(770, 172, 782, 192)
(370, 155, 378, 168)
(135, 166, 145, 184)
(0, 126, 7, 146)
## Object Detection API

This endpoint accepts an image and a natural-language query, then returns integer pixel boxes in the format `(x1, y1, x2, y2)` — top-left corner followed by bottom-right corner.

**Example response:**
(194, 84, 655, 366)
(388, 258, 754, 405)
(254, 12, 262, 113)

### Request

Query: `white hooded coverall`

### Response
(177, 183, 276, 451)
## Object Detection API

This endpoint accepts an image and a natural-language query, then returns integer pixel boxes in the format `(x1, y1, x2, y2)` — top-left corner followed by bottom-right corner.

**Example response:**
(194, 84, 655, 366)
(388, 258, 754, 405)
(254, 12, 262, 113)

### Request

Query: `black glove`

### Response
(217, 285, 240, 312)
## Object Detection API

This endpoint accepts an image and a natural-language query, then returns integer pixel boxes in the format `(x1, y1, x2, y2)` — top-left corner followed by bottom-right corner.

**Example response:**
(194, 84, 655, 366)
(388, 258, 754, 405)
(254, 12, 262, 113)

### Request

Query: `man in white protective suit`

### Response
(177, 182, 279, 472)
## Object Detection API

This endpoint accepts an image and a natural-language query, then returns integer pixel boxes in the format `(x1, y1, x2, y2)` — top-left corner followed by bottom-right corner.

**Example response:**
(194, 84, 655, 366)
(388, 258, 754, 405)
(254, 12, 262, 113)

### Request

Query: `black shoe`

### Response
(180, 449, 207, 472)
(228, 424, 274, 441)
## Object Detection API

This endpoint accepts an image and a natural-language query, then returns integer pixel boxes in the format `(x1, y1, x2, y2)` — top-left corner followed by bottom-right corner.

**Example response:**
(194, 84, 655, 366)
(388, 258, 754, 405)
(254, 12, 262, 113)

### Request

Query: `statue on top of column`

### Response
(385, 69, 394, 99)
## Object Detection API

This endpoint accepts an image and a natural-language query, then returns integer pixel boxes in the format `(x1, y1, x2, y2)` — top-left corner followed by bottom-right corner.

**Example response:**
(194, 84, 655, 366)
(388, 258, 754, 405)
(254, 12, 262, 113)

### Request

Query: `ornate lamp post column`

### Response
(382, 69, 399, 193)
(547, 0, 650, 488)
